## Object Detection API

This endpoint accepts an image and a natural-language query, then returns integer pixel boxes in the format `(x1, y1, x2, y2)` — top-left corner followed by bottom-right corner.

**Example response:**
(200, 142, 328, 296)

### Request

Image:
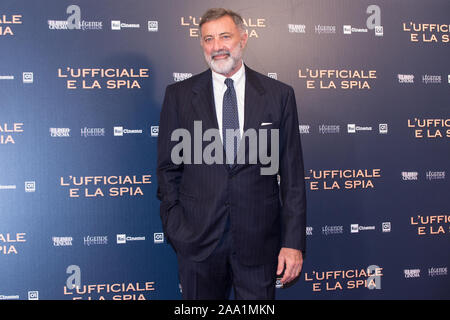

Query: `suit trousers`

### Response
(177, 221, 278, 300)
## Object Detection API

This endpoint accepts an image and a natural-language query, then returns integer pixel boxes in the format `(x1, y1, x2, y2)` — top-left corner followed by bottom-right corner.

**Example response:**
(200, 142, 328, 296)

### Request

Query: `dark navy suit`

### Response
(157, 65, 306, 299)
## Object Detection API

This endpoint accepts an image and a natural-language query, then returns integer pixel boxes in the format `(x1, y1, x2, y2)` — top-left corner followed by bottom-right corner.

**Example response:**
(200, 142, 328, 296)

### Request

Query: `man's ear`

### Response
(240, 31, 248, 49)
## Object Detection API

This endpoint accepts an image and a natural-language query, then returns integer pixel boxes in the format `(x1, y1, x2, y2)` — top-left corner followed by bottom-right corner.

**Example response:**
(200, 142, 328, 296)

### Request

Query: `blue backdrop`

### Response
(0, 0, 449, 300)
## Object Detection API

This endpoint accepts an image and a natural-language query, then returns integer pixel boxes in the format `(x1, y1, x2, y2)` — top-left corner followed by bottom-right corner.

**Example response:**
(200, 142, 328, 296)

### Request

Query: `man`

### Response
(157, 8, 306, 299)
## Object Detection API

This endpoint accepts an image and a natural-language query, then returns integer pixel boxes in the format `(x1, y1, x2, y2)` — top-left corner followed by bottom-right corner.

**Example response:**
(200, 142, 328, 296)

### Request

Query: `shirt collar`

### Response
(212, 61, 245, 88)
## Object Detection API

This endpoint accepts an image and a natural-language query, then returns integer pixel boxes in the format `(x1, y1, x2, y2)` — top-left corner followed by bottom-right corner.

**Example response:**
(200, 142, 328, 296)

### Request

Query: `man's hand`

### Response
(277, 247, 303, 285)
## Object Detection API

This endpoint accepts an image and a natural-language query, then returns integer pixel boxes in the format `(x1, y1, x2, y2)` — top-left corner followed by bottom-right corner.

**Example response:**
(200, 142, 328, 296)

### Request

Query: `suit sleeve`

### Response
(156, 85, 184, 240)
(279, 86, 307, 253)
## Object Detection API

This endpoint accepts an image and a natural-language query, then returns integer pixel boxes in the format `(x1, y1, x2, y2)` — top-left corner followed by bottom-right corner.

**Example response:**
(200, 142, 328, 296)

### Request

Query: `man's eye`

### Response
(204, 37, 212, 42)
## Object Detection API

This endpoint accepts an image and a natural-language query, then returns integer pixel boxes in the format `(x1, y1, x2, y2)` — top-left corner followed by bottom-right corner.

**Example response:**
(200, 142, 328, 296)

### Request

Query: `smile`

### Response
(212, 52, 230, 60)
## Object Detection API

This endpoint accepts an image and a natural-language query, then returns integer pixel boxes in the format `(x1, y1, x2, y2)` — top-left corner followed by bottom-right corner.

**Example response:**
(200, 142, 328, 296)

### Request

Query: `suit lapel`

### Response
(191, 69, 219, 132)
(192, 69, 231, 171)
(233, 65, 267, 171)
(243, 65, 266, 133)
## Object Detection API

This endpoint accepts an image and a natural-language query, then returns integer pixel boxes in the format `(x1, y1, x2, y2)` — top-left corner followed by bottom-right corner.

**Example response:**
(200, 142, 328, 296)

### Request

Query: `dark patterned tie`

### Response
(222, 78, 240, 166)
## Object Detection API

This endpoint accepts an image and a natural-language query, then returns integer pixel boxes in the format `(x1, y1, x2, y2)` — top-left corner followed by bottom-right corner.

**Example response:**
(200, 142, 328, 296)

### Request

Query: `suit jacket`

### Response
(157, 65, 306, 266)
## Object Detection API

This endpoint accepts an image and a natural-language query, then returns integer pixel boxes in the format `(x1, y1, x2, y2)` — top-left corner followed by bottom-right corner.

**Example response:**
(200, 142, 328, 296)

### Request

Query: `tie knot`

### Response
(224, 78, 234, 89)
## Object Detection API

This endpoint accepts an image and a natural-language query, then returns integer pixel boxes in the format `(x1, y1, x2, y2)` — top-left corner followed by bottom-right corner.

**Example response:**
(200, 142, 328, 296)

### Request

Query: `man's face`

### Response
(200, 15, 248, 76)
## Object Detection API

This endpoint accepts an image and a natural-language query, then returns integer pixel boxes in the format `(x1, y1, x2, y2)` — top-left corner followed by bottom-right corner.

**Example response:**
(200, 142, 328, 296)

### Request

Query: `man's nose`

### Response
(212, 37, 223, 52)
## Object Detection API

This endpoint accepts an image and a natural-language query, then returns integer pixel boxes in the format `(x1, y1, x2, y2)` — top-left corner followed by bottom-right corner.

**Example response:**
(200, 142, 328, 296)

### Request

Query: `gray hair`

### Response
(199, 8, 245, 35)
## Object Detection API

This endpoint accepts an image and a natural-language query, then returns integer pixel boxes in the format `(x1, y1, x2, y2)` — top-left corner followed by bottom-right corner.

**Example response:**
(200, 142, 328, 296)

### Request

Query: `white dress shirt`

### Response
(211, 62, 246, 142)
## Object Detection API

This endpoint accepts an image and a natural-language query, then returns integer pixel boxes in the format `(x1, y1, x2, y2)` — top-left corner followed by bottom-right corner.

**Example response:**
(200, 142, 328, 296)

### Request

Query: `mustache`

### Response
(211, 50, 231, 59)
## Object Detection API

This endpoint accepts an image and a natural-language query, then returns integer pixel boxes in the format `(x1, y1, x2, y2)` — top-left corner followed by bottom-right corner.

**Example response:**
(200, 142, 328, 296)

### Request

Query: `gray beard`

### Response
(205, 47, 243, 76)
